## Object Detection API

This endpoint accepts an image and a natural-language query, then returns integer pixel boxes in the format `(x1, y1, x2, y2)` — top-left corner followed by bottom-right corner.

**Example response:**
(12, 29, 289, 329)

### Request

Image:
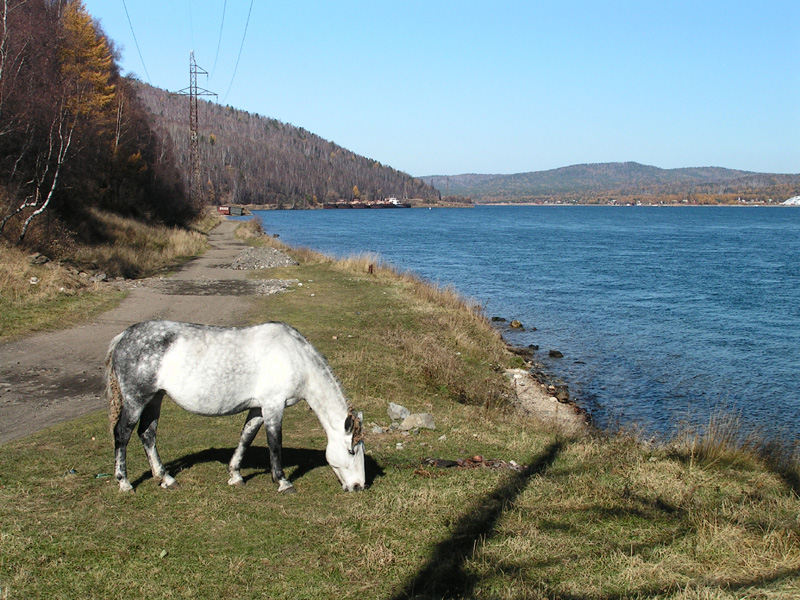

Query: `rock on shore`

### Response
(504, 368, 589, 435)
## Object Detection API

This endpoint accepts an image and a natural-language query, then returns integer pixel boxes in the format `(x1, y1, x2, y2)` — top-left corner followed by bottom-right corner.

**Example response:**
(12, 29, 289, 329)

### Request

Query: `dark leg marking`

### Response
(228, 408, 264, 486)
(265, 413, 295, 493)
(113, 398, 146, 492)
(138, 392, 177, 489)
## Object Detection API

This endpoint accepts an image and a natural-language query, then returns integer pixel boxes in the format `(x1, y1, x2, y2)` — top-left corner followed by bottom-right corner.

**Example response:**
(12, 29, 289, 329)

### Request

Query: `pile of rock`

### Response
(369, 402, 436, 434)
(27, 253, 110, 290)
(490, 314, 587, 433)
(505, 368, 588, 435)
(230, 247, 298, 270)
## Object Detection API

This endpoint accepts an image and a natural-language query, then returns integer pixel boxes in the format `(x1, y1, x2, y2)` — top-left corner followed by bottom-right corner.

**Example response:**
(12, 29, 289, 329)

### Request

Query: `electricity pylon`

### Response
(177, 52, 216, 204)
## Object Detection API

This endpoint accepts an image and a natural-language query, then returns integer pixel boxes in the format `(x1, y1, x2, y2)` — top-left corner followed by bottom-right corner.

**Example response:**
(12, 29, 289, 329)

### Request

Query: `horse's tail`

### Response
(105, 331, 125, 433)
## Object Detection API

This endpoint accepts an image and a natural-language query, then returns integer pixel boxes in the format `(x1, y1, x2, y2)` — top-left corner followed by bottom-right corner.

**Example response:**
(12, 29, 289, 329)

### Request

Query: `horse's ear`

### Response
(344, 414, 354, 434)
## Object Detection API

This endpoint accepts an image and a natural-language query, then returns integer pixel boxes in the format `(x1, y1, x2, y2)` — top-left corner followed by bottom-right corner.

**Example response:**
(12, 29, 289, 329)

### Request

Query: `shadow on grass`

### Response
(780, 469, 800, 498)
(390, 437, 800, 599)
(130, 446, 384, 489)
(391, 440, 563, 600)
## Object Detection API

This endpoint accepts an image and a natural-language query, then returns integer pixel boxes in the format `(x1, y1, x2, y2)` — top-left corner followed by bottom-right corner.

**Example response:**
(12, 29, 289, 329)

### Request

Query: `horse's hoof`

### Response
(160, 479, 180, 490)
(227, 476, 246, 487)
(118, 482, 134, 493)
(278, 481, 296, 494)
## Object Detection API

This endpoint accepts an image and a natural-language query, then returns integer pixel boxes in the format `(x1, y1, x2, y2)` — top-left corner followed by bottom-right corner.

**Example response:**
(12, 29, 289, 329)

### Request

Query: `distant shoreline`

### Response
(239, 201, 795, 212)
(476, 202, 796, 207)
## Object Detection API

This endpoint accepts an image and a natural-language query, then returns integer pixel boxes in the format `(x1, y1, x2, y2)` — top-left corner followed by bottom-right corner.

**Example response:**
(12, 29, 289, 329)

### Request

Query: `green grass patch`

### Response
(2, 236, 800, 599)
(0, 287, 125, 343)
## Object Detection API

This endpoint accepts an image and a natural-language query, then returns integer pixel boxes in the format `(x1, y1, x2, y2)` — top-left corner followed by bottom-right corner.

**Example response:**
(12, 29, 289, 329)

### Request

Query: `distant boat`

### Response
(322, 198, 410, 209)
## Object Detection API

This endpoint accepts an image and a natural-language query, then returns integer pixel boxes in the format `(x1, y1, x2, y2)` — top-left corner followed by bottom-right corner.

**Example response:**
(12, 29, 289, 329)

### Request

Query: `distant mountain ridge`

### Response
(423, 162, 800, 204)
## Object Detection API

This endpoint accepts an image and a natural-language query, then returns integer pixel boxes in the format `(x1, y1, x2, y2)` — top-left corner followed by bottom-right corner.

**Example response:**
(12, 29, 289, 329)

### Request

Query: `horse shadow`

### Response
(131, 446, 384, 489)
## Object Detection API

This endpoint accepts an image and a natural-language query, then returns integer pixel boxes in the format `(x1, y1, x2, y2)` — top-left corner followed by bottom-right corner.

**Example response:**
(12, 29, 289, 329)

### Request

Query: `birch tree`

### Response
(4, 0, 114, 242)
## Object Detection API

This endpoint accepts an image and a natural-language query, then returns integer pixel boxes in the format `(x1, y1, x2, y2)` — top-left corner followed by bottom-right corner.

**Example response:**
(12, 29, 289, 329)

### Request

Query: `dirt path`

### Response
(0, 220, 269, 444)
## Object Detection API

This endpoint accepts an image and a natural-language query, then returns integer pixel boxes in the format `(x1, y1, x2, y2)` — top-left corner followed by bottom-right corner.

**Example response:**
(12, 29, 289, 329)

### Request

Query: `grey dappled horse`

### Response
(106, 320, 366, 493)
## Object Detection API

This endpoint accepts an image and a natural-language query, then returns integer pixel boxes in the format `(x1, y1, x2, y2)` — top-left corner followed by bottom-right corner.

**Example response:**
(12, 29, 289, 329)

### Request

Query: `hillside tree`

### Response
(14, 0, 115, 242)
(0, 0, 115, 242)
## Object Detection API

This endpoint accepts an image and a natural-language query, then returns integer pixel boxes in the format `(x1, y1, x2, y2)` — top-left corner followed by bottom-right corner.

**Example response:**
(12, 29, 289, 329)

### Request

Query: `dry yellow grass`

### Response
(71, 209, 209, 278)
(669, 404, 800, 479)
(0, 243, 77, 302)
(234, 216, 265, 240)
(0, 241, 124, 341)
(0, 210, 212, 341)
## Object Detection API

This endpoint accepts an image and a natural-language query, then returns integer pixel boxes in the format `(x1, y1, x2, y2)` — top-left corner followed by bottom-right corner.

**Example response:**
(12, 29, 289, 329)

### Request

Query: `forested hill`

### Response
(134, 83, 441, 207)
(423, 162, 800, 205)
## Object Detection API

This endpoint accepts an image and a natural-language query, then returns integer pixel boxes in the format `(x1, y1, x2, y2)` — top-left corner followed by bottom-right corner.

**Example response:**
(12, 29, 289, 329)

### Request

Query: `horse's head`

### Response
(326, 411, 366, 492)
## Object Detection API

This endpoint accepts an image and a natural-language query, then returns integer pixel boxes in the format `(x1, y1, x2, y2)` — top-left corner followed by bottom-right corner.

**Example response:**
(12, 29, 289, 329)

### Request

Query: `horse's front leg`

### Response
(264, 413, 295, 494)
(228, 408, 264, 486)
(138, 392, 177, 489)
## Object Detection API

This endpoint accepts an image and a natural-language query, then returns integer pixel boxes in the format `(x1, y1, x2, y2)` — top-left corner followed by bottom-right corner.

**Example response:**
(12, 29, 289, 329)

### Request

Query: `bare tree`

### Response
(8, 0, 114, 242)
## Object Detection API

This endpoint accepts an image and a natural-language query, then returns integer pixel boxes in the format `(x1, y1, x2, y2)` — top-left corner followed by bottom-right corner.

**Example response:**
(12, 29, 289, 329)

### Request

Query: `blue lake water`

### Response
(248, 205, 800, 439)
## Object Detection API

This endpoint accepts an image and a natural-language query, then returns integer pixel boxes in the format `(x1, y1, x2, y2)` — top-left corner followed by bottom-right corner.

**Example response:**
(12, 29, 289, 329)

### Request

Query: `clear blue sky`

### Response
(83, 1, 799, 177)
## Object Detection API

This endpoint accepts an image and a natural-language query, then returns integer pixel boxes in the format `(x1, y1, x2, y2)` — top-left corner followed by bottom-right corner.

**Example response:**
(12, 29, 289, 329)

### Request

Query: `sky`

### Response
(82, 1, 799, 177)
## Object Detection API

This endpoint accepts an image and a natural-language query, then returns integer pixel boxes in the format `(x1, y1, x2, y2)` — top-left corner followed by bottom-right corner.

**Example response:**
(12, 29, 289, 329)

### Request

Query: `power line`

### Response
(187, 0, 196, 55)
(210, 0, 228, 79)
(222, 0, 254, 103)
(121, 0, 151, 83)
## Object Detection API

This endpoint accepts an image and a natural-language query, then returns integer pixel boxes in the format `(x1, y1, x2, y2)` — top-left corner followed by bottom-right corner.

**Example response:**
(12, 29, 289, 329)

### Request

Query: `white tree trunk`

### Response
(16, 109, 74, 243)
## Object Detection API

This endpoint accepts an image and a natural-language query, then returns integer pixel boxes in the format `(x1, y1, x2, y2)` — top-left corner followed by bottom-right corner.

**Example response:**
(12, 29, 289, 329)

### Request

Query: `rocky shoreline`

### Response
(493, 318, 590, 435)
(222, 240, 591, 435)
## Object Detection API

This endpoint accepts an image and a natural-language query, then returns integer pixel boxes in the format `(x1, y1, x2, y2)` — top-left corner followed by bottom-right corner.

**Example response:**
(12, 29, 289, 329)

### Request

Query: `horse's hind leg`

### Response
(227, 408, 264, 487)
(113, 422, 135, 492)
(113, 402, 144, 492)
(138, 391, 177, 489)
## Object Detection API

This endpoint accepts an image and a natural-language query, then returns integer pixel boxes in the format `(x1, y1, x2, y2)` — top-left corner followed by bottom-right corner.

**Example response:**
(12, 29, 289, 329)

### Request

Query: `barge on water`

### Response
(323, 198, 411, 209)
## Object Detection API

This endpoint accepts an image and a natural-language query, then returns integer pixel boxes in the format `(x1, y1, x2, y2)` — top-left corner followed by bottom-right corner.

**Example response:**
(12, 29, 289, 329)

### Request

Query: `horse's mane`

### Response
(348, 408, 364, 446)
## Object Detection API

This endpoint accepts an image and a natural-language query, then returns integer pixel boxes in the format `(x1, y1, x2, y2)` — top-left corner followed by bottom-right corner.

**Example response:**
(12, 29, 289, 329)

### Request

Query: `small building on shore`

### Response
(217, 206, 244, 216)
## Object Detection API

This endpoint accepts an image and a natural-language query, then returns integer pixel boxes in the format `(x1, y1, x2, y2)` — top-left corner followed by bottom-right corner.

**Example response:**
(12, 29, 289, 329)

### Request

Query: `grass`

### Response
(0, 210, 217, 343)
(1, 224, 800, 599)
(0, 241, 125, 343)
(70, 209, 213, 279)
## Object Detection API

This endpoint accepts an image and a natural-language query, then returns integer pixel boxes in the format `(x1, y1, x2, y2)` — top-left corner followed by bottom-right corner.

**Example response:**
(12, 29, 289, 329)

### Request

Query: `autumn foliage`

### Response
(0, 0, 193, 255)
